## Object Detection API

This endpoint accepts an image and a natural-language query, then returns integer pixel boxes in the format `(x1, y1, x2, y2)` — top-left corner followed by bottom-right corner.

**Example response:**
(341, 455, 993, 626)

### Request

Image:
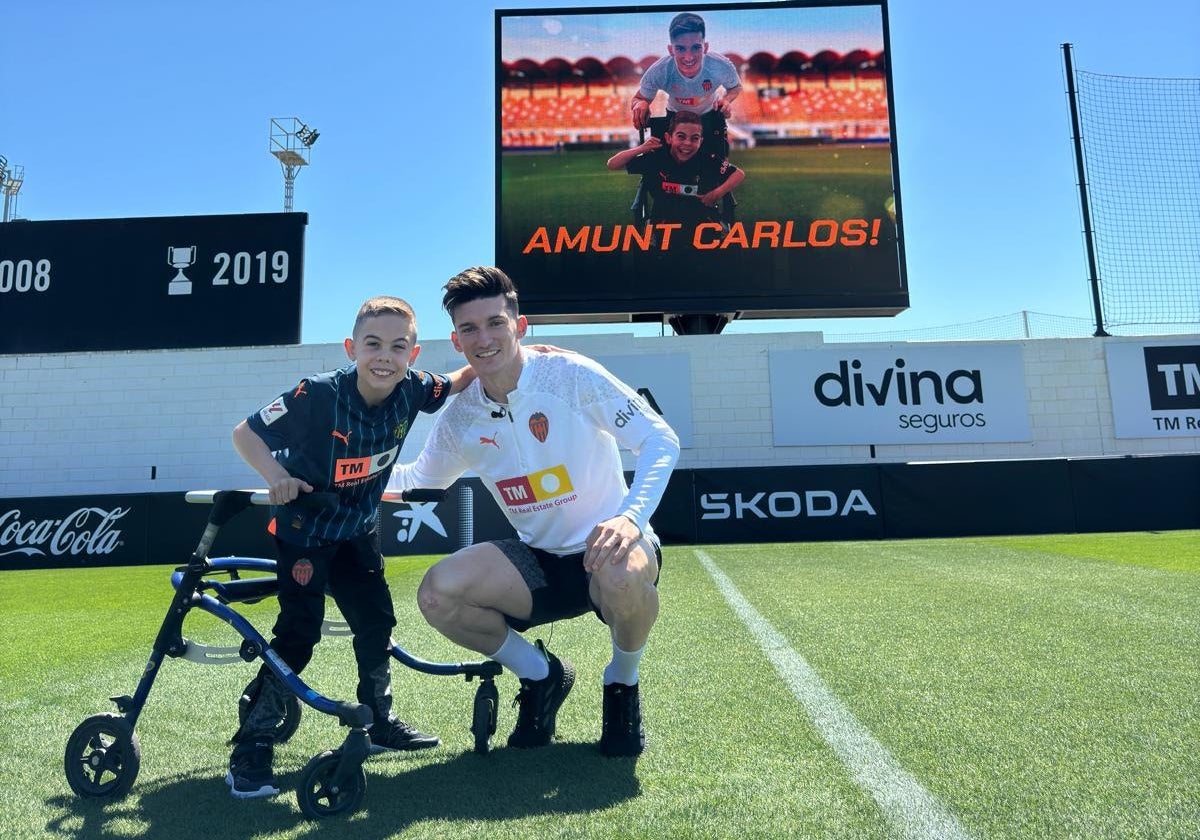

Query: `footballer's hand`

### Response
(698, 190, 722, 208)
(583, 515, 642, 572)
(526, 343, 577, 355)
(631, 99, 650, 131)
(268, 476, 313, 506)
(713, 97, 732, 117)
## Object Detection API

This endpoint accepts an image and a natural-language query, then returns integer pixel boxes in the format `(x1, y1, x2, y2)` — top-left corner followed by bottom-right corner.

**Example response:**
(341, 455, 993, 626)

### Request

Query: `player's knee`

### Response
(593, 561, 653, 613)
(416, 574, 442, 624)
(417, 565, 461, 627)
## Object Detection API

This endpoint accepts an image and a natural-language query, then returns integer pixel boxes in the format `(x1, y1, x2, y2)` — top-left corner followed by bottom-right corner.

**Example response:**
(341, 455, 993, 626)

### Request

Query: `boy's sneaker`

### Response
(507, 640, 575, 748)
(226, 739, 279, 799)
(367, 718, 441, 754)
(600, 681, 645, 757)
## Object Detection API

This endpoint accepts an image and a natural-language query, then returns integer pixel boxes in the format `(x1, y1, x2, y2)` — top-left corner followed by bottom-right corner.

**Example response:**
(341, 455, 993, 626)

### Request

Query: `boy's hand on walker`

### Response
(268, 476, 313, 505)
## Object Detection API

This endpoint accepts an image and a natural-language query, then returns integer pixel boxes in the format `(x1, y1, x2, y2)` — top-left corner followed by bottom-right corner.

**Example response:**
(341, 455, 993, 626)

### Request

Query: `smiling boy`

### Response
(225, 296, 474, 799)
(606, 110, 745, 232)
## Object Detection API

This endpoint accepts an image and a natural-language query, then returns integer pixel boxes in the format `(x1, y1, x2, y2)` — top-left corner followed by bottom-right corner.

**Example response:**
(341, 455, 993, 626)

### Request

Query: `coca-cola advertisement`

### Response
(0, 496, 149, 570)
(0, 487, 506, 571)
(0, 493, 276, 571)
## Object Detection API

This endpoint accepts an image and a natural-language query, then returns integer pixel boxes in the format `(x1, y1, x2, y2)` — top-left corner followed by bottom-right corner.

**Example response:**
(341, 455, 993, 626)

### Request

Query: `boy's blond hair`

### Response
(354, 296, 417, 336)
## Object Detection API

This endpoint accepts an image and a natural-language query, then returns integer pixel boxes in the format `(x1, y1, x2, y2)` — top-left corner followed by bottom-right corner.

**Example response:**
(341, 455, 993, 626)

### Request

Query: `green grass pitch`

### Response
(2, 532, 1198, 838)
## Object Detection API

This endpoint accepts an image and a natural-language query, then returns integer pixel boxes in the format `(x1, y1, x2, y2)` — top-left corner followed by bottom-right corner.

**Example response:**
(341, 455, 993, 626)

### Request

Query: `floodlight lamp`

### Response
(296, 124, 320, 148)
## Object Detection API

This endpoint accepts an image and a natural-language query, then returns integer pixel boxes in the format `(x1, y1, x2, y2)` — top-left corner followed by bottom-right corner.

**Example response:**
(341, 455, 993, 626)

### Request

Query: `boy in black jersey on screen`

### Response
(606, 110, 744, 235)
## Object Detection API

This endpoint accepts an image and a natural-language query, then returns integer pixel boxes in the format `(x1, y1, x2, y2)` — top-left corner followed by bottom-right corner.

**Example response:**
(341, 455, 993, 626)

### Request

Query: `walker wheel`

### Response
(239, 677, 302, 743)
(277, 694, 302, 743)
(64, 713, 141, 798)
(297, 749, 367, 819)
(471, 680, 499, 754)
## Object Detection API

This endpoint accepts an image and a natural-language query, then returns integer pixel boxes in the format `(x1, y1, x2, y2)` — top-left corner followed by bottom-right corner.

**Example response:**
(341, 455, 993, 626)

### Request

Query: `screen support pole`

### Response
(668, 314, 730, 335)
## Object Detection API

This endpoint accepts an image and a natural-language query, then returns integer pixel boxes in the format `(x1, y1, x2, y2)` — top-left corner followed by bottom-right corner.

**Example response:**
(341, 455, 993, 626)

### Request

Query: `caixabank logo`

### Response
(1143, 345, 1200, 411)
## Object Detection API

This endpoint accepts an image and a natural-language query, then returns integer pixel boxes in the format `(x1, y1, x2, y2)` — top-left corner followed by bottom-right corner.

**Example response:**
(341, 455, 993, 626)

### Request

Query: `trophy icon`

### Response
(167, 245, 196, 295)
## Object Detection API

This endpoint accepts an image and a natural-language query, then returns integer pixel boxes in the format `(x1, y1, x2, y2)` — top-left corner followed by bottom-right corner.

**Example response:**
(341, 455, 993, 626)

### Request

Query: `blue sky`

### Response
(3, 0, 1197, 344)
(501, 6, 884, 60)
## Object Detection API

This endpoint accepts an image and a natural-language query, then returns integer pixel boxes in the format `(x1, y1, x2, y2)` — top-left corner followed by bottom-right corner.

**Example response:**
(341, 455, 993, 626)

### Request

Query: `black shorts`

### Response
(492, 535, 662, 632)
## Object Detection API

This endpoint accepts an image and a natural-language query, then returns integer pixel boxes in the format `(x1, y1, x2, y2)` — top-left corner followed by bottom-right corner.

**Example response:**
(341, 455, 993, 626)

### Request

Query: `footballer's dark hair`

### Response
(669, 12, 705, 41)
(442, 265, 520, 320)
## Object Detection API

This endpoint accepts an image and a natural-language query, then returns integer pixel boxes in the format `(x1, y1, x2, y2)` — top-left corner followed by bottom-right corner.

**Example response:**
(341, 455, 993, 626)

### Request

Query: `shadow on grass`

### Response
(46, 741, 641, 838)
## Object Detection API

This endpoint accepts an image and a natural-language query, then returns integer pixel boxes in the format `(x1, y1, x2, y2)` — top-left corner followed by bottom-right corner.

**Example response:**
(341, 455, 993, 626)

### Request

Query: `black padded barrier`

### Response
(4, 455, 1199, 568)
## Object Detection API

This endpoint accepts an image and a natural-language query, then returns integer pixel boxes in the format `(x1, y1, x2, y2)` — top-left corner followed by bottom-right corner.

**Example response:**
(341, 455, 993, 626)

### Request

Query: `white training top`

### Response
(638, 52, 742, 114)
(388, 349, 680, 555)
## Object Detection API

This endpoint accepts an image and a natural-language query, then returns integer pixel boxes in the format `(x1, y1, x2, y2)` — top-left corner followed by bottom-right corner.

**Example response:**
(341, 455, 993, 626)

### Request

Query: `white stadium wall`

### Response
(2, 331, 1199, 500)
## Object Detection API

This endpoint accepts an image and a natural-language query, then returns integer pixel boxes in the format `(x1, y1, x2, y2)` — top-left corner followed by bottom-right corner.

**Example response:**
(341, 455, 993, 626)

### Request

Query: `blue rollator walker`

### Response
(62, 488, 502, 819)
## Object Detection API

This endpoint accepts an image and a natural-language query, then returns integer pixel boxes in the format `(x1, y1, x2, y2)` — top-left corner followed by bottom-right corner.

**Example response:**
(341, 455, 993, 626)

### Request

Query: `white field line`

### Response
(695, 549, 974, 840)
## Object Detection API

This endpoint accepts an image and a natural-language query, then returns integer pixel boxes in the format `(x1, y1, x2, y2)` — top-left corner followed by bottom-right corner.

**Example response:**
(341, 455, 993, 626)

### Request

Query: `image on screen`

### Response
(496, 0, 906, 325)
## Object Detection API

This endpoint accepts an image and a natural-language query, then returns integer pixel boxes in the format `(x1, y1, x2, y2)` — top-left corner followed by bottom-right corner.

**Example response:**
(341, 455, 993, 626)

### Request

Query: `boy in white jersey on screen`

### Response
(630, 12, 742, 154)
(629, 12, 742, 224)
(387, 266, 680, 757)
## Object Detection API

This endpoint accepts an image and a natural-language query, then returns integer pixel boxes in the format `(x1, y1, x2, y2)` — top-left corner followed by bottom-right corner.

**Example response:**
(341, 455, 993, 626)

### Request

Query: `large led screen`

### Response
(496, 0, 906, 325)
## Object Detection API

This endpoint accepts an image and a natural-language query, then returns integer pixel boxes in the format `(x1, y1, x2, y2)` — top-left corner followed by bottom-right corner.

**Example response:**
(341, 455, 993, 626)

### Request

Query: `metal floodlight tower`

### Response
(1, 158, 25, 223)
(269, 117, 319, 212)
